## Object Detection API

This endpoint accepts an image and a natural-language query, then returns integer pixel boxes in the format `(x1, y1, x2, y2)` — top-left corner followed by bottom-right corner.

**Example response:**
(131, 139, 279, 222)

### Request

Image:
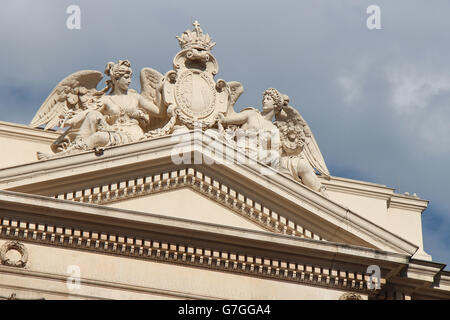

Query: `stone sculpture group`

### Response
(30, 22, 329, 194)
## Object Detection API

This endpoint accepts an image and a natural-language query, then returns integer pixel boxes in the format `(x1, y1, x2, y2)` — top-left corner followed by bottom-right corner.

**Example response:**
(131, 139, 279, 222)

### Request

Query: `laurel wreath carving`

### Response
(0, 241, 28, 268)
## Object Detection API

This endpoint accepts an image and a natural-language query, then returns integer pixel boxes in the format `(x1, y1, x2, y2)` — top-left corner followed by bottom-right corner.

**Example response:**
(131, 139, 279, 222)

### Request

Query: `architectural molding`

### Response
(0, 121, 59, 144)
(321, 177, 394, 201)
(0, 190, 410, 266)
(388, 195, 429, 213)
(0, 214, 387, 295)
(54, 167, 325, 241)
(322, 176, 428, 214)
(0, 131, 419, 256)
(405, 260, 445, 284)
(0, 267, 220, 300)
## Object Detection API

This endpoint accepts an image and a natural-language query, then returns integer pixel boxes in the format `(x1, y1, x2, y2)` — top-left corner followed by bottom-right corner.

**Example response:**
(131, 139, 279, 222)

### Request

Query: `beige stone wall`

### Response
(0, 121, 57, 169)
(387, 206, 429, 260)
(0, 240, 363, 300)
(108, 188, 267, 232)
(323, 177, 431, 260)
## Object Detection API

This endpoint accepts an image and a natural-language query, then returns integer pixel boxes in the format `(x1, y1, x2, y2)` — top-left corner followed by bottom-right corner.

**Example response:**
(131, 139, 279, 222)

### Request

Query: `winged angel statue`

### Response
(30, 60, 174, 158)
(220, 88, 329, 194)
(275, 94, 330, 194)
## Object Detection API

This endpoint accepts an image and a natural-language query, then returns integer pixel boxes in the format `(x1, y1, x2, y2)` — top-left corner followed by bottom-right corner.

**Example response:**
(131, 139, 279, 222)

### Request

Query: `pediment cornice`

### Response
(0, 190, 408, 264)
(0, 130, 418, 256)
(0, 121, 59, 143)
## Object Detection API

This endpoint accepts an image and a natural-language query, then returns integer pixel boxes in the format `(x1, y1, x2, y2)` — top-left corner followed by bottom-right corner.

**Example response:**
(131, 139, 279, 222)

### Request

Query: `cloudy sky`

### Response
(1, 0, 449, 267)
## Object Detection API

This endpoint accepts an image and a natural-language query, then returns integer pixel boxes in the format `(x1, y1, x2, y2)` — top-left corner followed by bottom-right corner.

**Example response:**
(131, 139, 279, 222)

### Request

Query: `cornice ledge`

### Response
(0, 133, 182, 186)
(432, 270, 450, 292)
(0, 130, 419, 256)
(230, 162, 419, 256)
(0, 190, 411, 266)
(405, 259, 446, 284)
(321, 177, 429, 214)
(388, 195, 429, 214)
(0, 121, 59, 142)
(321, 176, 395, 201)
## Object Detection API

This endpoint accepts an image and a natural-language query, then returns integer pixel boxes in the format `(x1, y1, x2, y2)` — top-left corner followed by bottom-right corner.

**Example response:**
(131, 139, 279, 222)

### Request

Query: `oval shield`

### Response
(175, 70, 216, 119)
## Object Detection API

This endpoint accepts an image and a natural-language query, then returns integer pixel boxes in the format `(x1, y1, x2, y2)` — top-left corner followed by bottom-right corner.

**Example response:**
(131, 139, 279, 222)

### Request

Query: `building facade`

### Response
(0, 22, 449, 300)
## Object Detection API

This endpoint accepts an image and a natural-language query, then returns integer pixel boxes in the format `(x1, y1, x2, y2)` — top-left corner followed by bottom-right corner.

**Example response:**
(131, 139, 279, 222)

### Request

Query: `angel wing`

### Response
(140, 67, 163, 104)
(30, 70, 103, 130)
(140, 68, 167, 131)
(226, 81, 244, 115)
(275, 104, 330, 177)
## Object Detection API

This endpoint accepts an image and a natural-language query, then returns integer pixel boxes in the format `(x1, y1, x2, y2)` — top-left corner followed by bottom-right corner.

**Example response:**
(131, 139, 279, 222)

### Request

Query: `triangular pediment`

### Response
(0, 130, 418, 256)
(107, 188, 268, 232)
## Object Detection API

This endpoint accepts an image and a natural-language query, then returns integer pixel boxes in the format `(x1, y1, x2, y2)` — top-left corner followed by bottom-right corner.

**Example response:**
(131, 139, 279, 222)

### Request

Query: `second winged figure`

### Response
(220, 88, 330, 194)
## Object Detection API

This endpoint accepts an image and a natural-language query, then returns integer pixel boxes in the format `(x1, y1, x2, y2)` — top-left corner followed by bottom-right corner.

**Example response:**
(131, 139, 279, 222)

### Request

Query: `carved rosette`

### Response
(0, 241, 28, 268)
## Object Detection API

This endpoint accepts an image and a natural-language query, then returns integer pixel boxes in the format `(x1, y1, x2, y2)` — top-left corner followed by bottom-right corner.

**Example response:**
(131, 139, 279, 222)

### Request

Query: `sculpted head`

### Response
(262, 88, 284, 113)
(105, 60, 132, 93)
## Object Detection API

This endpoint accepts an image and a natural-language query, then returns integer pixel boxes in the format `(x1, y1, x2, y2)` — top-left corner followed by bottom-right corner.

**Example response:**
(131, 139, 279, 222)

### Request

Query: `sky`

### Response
(0, 0, 449, 268)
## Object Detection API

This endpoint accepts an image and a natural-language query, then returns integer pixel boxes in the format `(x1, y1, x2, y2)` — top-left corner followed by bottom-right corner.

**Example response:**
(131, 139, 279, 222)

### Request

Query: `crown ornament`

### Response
(176, 21, 216, 51)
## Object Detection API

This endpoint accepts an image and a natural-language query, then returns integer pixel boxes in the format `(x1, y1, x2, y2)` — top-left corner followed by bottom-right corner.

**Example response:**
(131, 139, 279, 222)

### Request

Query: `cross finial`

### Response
(193, 20, 200, 29)
(193, 20, 201, 35)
